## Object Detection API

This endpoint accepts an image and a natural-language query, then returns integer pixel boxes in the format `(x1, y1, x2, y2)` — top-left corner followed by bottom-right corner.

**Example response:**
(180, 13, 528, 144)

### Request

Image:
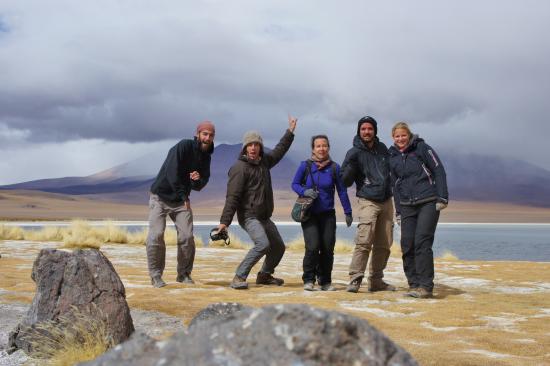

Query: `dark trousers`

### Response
(301, 210, 336, 285)
(400, 201, 440, 291)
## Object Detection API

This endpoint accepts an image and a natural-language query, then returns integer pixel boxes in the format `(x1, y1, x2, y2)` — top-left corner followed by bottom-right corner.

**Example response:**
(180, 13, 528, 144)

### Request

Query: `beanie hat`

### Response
(357, 116, 378, 136)
(196, 121, 215, 135)
(242, 131, 263, 147)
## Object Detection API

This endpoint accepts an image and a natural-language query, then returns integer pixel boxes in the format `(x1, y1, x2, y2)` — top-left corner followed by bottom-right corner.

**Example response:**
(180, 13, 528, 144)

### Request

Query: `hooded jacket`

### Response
(150, 137, 213, 205)
(220, 129, 294, 226)
(388, 135, 448, 215)
(341, 132, 392, 202)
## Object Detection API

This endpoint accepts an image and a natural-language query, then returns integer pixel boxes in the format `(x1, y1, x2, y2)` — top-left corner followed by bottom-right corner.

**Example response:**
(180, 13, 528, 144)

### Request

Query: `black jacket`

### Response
(341, 135, 392, 202)
(220, 129, 294, 226)
(150, 137, 213, 204)
(389, 135, 448, 215)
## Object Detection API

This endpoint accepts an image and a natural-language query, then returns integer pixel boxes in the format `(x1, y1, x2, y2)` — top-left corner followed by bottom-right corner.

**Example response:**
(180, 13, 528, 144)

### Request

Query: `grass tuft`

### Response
(21, 306, 113, 366)
(61, 220, 103, 249)
(439, 250, 459, 260)
(0, 224, 25, 240)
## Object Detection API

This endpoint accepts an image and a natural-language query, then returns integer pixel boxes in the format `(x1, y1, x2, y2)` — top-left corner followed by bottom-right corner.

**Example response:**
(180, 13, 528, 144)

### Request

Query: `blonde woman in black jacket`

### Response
(389, 122, 448, 299)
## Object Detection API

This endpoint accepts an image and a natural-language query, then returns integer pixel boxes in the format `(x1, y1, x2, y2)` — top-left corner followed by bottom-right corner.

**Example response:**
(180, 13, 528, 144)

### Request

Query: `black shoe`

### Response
(176, 273, 195, 284)
(151, 276, 166, 288)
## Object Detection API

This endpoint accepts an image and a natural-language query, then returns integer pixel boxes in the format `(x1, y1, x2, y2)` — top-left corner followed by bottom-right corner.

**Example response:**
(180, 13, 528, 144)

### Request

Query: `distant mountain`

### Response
(2, 144, 550, 207)
(0, 143, 299, 205)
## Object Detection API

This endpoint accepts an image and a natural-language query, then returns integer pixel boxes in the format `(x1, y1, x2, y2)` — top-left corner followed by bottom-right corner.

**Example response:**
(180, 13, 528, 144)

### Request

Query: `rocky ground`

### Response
(1, 240, 550, 365)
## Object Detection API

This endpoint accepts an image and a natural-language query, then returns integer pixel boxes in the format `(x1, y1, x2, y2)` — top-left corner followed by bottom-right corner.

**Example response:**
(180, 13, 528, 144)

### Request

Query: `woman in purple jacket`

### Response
(292, 135, 353, 291)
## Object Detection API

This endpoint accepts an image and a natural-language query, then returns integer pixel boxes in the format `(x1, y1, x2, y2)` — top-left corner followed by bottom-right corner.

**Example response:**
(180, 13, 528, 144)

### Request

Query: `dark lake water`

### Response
(192, 223, 550, 262)
(12, 222, 550, 262)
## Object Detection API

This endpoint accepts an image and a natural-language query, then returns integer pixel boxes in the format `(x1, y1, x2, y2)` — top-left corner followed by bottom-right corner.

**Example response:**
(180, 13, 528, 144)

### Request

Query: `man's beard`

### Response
(199, 142, 211, 152)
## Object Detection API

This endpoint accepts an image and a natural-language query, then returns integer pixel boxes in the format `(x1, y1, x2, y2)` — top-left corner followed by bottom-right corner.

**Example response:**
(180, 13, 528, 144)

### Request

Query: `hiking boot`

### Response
(256, 272, 284, 286)
(320, 283, 336, 291)
(151, 276, 166, 288)
(230, 275, 248, 290)
(407, 287, 433, 299)
(368, 279, 396, 292)
(304, 282, 315, 291)
(346, 277, 363, 293)
(176, 273, 195, 284)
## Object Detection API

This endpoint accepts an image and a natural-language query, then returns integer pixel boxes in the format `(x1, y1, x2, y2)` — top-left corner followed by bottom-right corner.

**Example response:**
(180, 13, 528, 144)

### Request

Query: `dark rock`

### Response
(77, 332, 159, 366)
(8, 248, 134, 355)
(84, 303, 418, 366)
(188, 302, 251, 328)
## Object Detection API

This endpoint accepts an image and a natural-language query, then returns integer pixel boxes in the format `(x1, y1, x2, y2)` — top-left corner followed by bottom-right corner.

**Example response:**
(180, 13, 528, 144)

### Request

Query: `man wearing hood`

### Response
(217, 115, 297, 290)
(147, 121, 216, 288)
(341, 116, 396, 293)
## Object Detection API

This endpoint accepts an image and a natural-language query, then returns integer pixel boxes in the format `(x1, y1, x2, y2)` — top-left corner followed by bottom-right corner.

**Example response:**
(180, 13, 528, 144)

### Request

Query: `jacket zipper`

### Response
(421, 163, 433, 185)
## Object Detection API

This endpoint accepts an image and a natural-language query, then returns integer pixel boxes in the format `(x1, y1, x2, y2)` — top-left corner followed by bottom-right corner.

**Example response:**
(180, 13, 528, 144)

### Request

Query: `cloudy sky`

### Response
(1, 1, 549, 184)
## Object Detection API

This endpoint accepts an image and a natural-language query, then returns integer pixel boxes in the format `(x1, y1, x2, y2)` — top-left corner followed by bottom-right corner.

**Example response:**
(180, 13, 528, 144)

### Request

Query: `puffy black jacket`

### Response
(341, 135, 392, 202)
(150, 137, 213, 204)
(220, 129, 294, 226)
(389, 135, 448, 215)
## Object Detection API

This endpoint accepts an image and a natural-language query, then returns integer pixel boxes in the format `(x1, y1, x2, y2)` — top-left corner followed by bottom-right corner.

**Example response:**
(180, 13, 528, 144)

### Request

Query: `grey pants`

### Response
(236, 218, 286, 279)
(349, 198, 394, 281)
(146, 194, 195, 279)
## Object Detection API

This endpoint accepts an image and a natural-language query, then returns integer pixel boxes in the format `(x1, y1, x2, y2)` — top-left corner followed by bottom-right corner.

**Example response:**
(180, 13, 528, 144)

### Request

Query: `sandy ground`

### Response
(2, 189, 550, 223)
(1, 240, 549, 365)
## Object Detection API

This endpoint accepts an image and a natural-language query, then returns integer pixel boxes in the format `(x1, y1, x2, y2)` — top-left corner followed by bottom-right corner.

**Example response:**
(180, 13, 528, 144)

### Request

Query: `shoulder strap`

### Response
(331, 162, 337, 182)
(301, 161, 312, 185)
(301, 160, 318, 190)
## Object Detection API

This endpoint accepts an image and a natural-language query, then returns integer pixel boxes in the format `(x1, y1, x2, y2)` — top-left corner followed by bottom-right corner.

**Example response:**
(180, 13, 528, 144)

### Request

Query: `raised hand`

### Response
(288, 114, 298, 133)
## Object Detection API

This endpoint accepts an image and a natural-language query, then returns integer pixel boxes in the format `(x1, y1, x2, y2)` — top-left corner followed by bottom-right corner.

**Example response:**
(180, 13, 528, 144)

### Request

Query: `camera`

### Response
(209, 228, 230, 245)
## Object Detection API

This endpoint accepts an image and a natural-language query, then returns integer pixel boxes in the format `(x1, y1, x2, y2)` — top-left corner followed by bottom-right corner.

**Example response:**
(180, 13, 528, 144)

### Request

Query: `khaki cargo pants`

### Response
(146, 194, 195, 279)
(349, 197, 393, 282)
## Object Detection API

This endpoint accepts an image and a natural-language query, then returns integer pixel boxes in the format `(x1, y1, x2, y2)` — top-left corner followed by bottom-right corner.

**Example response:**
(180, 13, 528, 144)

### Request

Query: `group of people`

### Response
(145, 114, 448, 299)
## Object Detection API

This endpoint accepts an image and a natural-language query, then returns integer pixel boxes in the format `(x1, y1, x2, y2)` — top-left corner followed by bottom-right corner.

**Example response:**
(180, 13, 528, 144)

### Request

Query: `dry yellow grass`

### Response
(0, 221, 205, 249)
(20, 306, 112, 366)
(0, 224, 24, 240)
(2, 242, 550, 366)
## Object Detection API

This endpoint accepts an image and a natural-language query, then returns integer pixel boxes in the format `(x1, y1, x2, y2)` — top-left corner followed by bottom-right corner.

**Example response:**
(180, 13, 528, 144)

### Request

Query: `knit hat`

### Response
(357, 116, 378, 136)
(196, 121, 215, 135)
(242, 130, 263, 147)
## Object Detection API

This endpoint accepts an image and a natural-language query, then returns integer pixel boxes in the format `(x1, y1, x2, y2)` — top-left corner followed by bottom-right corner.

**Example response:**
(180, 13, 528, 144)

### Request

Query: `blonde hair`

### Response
(391, 121, 413, 138)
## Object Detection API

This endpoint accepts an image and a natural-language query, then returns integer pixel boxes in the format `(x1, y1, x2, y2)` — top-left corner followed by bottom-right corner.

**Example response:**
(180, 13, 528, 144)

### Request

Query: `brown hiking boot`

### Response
(256, 272, 284, 286)
(230, 275, 248, 290)
(346, 277, 363, 293)
(368, 279, 396, 292)
(406, 287, 433, 299)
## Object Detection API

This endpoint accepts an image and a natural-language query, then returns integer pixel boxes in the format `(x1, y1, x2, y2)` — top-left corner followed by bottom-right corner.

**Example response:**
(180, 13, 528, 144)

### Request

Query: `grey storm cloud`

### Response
(1, 0, 550, 170)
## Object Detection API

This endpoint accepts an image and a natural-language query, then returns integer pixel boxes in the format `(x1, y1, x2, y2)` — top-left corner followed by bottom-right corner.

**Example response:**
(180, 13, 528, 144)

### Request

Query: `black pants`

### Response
(400, 201, 440, 291)
(301, 210, 336, 285)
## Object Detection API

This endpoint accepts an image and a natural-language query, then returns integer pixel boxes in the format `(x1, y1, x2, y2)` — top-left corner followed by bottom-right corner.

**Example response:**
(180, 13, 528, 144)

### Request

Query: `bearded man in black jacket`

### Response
(147, 121, 215, 288)
(341, 116, 396, 294)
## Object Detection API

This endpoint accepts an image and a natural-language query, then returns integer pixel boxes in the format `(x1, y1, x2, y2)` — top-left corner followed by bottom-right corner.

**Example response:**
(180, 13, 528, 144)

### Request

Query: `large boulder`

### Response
(8, 248, 134, 354)
(188, 302, 250, 328)
(82, 303, 417, 366)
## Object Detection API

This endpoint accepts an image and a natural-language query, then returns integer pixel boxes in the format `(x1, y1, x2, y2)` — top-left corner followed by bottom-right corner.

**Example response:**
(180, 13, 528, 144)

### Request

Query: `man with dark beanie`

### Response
(340, 116, 395, 293)
(217, 115, 297, 290)
(147, 121, 215, 288)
